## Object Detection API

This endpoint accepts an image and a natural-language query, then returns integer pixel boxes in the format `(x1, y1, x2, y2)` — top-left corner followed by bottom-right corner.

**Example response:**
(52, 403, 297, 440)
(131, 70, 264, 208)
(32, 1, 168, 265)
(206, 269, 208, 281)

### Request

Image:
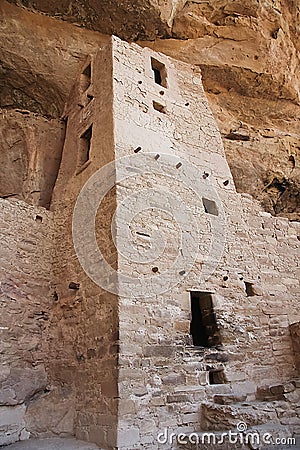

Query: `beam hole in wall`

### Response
(202, 198, 219, 216)
(80, 63, 91, 93)
(87, 93, 94, 102)
(209, 369, 225, 385)
(190, 292, 221, 347)
(245, 282, 255, 297)
(78, 125, 92, 167)
(136, 231, 150, 238)
(151, 57, 167, 88)
(153, 101, 166, 114)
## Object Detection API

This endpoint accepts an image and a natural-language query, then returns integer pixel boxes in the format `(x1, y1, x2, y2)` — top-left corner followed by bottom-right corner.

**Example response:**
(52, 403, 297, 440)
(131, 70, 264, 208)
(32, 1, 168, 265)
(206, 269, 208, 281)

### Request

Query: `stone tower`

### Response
(50, 36, 300, 449)
(1, 35, 299, 449)
(51, 35, 236, 448)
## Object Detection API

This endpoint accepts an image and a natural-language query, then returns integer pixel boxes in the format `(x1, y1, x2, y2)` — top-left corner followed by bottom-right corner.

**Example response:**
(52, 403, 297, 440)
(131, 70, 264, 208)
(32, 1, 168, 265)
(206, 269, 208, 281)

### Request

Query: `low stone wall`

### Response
(0, 199, 53, 446)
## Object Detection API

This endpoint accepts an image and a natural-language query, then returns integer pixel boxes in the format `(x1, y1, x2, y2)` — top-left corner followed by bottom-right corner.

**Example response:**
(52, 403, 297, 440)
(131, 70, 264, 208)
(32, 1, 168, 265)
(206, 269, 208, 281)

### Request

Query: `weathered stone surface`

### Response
(213, 394, 247, 405)
(0, 110, 65, 208)
(0, 404, 29, 446)
(25, 391, 75, 437)
(0, 367, 47, 406)
(0, 1, 108, 117)
(201, 401, 279, 431)
(5, 0, 185, 40)
(5, 437, 100, 449)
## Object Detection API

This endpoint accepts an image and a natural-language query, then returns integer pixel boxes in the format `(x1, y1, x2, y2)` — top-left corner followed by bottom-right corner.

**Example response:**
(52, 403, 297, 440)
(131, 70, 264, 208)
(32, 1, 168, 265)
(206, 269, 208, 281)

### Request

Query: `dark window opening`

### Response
(80, 63, 91, 93)
(209, 369, 225, 385)
(151, 58, 167, 88)
(202, 197, 219, 216)
(245, 282, 255, 297)
(153, 67, 162, 85)
(190, 292, 221, 347)
(79, 125, 92, 166)
(153, 101, 166, 114)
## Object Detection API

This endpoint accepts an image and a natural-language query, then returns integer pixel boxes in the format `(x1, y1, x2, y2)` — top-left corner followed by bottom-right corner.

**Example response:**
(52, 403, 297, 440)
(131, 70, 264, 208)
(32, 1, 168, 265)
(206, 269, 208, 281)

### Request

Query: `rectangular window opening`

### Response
(153, 101, 166, 114)
(202, 197, 219, 216)
(245, 282, 255, 297)
(209, 369, 225, 385)
(79, 125, 92, 166)
(190, 291, 221, 348)
(151, 57, 167, 88)
(80, 63, 91, 93)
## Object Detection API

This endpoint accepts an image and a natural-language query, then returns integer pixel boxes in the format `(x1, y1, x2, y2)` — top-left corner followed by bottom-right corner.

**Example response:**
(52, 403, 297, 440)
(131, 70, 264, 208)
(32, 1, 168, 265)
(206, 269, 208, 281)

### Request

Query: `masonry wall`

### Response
(49, 37, 120, 448)
(111, 37, 300, 448)
(0, 199, 53, 445)
(112, 39, 233, 448)
(1, 35, 298, 450)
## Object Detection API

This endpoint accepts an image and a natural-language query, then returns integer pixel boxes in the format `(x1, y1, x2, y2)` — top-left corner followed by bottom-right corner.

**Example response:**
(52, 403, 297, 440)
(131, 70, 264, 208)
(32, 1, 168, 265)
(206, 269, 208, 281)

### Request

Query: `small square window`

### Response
(151, 58, 167, 88)
(78, 125, 92, 166)
(202, 198, 219, 216)
(209, 369, 225, 385)
(153, 101, 166, 114)
(245, 282, 255, 297)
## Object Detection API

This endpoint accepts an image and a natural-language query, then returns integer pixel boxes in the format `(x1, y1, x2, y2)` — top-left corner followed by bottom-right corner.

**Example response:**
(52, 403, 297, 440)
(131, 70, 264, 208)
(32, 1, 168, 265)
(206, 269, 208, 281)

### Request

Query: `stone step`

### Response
(201, 401, 280, 431)
(213, 393, 247, 405)
(4, 437, 101, 450)
(256, 379, 300, 402)
(205, 380, 257, 401)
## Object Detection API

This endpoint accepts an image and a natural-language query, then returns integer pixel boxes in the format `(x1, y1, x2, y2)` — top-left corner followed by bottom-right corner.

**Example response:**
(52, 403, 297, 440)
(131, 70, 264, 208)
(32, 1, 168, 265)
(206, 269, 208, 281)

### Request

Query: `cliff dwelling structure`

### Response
(0, 1, 299, 449)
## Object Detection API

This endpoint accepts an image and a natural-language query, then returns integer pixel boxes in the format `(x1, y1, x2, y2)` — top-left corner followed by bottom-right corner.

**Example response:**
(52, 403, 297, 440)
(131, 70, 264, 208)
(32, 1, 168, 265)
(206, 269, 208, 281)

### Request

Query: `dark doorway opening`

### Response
(190, 291, 221, 347)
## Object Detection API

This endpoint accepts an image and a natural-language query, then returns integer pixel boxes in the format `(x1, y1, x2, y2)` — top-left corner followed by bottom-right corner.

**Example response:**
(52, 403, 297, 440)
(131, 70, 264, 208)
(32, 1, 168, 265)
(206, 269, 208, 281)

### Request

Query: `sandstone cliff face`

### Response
(6, 0, 184, 39)
(142, 0, 300, 220)
(0, 111, 65, 208)
(1, 0, 299, 219)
